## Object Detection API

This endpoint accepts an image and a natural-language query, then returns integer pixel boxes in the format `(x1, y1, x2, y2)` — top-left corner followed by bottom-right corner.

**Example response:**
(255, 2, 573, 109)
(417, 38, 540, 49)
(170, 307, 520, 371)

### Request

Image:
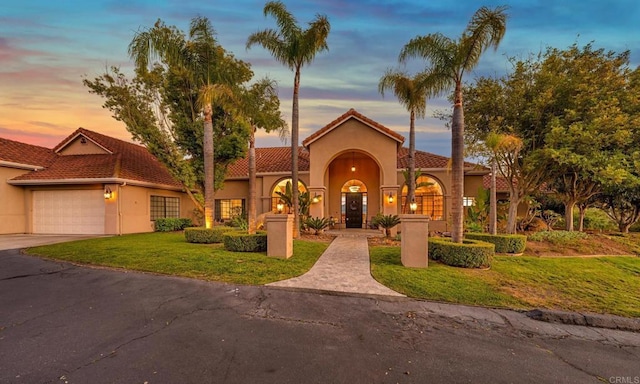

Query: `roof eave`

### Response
(0, 160, 45, 171)
(8, 177, 184, 191)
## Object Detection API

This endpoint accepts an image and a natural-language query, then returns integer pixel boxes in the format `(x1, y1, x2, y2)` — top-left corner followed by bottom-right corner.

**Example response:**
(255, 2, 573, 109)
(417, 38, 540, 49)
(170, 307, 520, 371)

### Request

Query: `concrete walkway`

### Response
(268, 232, 405, 297)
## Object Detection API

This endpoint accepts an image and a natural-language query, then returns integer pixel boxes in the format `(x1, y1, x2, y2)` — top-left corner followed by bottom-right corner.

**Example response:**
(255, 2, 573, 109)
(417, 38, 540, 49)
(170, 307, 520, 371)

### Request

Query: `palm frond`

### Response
(460, 5, 508, 74)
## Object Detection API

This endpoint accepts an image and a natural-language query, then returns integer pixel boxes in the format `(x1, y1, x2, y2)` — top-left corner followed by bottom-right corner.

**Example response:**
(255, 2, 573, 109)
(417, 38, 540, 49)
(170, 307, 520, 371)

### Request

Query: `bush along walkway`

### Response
(268, 236, 404, 297)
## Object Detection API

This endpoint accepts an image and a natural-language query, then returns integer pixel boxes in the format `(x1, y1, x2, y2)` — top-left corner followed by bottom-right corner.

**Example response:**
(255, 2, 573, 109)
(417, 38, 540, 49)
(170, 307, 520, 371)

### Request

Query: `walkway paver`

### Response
(268, 234, 405, 297)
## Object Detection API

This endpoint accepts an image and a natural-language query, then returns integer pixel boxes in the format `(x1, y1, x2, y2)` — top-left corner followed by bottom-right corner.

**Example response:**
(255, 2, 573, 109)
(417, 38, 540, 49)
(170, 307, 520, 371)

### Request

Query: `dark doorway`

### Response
(345, 192, 363, 228)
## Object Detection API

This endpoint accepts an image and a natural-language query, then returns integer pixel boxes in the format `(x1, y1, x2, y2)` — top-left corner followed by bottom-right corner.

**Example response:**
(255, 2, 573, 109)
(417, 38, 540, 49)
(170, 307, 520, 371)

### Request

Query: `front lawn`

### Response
(370, 246, 640, 318)
(28, 232, 328, 285)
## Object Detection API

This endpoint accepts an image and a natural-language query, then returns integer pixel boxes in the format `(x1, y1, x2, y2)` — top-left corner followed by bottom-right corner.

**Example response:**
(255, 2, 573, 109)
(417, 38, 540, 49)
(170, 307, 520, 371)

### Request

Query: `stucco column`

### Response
(400, 214, 429, 268)
(308, 186, 326, 219)
(266, 214, 293, 259)
(380, 184, 399, 236)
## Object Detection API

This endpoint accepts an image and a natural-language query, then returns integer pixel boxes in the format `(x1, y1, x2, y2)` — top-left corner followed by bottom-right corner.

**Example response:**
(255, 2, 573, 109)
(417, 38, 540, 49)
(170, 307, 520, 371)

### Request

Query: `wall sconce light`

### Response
(312, 193, 320, 204)
(104, 187, 113, 200)
(276, 202, 284, 214)
(387, 192, 394, 204)
(409, 198, 417, 214)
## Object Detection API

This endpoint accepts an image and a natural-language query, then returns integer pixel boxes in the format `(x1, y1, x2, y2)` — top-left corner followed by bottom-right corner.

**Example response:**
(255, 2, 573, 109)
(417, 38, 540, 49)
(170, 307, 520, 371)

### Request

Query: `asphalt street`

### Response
(1, 249, 639, 384)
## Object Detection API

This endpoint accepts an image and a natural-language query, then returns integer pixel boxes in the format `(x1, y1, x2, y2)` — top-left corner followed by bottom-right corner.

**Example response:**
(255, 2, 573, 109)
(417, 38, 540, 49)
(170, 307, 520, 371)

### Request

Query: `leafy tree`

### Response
(399, 6, 508, 243)
(379, 70, 442, 209)
(598, 184, 640, 233)
(247, 1, 330, 238)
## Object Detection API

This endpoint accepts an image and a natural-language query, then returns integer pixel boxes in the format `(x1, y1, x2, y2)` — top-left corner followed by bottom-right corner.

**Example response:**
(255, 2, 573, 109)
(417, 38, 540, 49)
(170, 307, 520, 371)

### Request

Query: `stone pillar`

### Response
(266, 214, 293, 259)
(400, 214, 429, 268)
(308, 185, 326, 219)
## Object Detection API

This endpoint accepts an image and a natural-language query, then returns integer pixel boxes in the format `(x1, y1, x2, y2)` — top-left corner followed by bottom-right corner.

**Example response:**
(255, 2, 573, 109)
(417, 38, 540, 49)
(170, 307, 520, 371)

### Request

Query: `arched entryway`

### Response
(322, 151, 381, 229)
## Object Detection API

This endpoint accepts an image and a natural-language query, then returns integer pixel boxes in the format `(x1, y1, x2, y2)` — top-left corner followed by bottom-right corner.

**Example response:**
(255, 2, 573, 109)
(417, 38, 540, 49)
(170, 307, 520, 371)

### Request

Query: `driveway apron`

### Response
(268, 234, 404, 297)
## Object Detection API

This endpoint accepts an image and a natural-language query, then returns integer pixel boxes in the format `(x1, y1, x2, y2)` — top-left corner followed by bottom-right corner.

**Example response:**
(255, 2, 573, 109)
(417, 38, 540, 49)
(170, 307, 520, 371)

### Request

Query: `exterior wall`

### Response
(0, 167, 29, 234)
(58, 137, 109, 155)
(113, 184, 197, 234)
(307, 119, 400, 220)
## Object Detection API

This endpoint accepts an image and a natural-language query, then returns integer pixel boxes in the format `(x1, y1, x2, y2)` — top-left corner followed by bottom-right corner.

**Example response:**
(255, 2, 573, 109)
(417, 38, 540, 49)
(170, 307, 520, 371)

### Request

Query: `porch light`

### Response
(351, 151, 356, 172)
(104, 187, 113, 200)
(312, 193, 320, 204)
(276, 202, 284, 214)
(409, 198, 418, 213)
(387, 192, 394, 204)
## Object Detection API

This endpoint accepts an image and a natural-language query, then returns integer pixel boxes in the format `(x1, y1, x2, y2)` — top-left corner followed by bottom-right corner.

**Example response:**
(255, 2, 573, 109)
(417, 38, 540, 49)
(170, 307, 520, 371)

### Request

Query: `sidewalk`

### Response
(268, 234, 404, 297)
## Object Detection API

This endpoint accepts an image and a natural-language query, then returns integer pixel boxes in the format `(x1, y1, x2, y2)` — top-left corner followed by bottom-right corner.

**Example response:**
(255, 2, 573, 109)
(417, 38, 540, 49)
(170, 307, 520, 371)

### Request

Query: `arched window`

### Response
(401, 175, 444, 220)
(271, 178, 307, 212)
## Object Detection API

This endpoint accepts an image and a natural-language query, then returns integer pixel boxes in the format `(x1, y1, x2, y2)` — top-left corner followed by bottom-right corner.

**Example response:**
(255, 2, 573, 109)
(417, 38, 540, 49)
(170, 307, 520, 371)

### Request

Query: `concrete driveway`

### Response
(0, 234, 101, 251)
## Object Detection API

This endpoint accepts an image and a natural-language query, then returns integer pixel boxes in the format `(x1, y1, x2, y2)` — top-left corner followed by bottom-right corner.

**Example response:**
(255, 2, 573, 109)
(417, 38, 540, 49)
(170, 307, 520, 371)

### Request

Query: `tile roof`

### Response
(302, 108, 405, 147)
(0, 137, 56, 168)
(9, 128, 183, 188)
(397, 147, 482, 170)
(227, 146, 483, 178)
(227, 147, 310, 178)
(483, 174, 511, 192)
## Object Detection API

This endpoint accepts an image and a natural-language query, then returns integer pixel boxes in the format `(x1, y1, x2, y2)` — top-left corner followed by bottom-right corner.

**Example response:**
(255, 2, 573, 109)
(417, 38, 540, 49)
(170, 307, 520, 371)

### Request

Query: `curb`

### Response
(526, 309, 640, 333)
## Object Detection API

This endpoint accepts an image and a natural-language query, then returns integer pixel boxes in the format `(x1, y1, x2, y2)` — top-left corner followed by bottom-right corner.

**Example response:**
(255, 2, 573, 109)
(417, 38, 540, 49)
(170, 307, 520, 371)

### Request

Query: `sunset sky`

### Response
(1, 0, 639, 156)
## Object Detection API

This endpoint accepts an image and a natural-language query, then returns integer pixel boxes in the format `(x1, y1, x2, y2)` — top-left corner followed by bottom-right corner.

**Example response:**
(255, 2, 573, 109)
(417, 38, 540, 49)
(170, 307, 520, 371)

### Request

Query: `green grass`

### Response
(28, 232, 328, 285)
(370, 246, 640, 317)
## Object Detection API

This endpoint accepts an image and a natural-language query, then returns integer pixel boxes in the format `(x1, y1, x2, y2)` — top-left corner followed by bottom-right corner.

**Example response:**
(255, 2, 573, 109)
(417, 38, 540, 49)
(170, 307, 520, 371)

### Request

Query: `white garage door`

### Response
(33, 190, 105, 234)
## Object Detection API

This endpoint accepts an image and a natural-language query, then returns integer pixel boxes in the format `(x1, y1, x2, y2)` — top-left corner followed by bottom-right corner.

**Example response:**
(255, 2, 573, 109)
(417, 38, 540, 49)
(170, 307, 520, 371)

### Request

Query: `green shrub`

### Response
(528, 230, 588, 244)
(580, 208, 616, 231)
(223, 231, 267, 252)
(429, 238, 494, 268)
(154, 218, 193, 232)
(305, 217, 331, 235)
(372, 213, 401, 238)
(465, 233, 527, 254)
(184, 226, 235, 243)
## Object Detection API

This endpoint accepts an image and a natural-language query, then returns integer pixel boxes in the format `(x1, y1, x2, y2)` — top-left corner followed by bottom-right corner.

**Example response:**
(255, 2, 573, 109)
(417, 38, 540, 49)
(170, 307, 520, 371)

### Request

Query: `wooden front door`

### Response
(345, 192, 363, 228)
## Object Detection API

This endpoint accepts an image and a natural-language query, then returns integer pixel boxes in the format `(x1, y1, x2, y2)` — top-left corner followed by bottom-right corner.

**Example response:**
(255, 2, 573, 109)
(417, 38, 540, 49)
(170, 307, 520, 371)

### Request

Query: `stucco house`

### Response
(0, 128, 196, 235)
(1, 109, 490, 235)
(219, 109, 489, 233)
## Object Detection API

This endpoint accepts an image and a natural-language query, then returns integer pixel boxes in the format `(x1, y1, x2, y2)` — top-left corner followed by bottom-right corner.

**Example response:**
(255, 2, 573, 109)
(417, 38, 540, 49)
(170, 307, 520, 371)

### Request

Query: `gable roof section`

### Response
(0, 137, 55, 170)
(302, 108, 405, 148)
(227, 147, 310, 178)
(10, 128, 182, 189)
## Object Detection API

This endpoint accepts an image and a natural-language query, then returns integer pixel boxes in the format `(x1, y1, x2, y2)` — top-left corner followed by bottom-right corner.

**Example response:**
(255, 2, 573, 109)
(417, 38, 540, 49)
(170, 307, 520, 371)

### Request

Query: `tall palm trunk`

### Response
(203, 104, 215, 228)
(451, 82, 465, 242)
(248, 126, 257, 234)
(408, 109, 416, 212)
(489, 159, 497, 235)
(291, 67, 301, 238)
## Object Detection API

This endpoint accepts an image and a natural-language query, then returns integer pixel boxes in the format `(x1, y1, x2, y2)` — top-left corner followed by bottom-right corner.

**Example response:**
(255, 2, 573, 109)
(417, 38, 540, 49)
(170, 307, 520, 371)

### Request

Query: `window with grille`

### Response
(215, 199, 245, 221)
(150, 196, 180, 220)
(401, 175, 445, 219)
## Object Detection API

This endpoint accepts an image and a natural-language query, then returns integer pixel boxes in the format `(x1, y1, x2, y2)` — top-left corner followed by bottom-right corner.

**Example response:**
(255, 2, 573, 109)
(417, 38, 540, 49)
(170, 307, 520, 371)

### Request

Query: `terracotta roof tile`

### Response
(397, 147, 480, 169)
(0, 137, 55, 167)
(227, 147, 309, 177)
(9, 128, 182, 188)
(302, 108, 405, 147)
(483, 174, 511, 192)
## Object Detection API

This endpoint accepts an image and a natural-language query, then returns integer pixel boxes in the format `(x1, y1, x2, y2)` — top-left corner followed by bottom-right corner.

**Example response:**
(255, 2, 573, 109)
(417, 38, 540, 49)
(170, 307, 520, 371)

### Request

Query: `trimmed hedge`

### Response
(184, 226, 235, 243)
(429, 238, 494, 268)
(223, 231, 267, 252)
(154, 218, 193, 232)
(465, 233, 527, 254)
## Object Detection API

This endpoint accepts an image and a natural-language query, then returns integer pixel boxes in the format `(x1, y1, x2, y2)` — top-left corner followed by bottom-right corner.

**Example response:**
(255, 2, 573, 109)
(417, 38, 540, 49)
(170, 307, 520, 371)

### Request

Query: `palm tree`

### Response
(247, 1, 330, 238)
(379, 70, 444, 212)
(129, 17, 235, 229)
(399, 6, 507, 243)
(242, 79, 288, 234)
